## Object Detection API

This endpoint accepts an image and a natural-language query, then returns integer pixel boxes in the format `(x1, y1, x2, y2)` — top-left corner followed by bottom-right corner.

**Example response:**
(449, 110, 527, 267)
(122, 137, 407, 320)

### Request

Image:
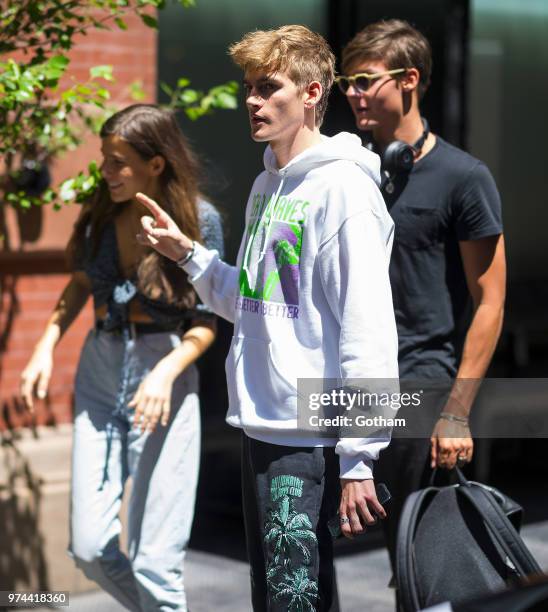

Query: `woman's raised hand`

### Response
(136, 192, 194, 262)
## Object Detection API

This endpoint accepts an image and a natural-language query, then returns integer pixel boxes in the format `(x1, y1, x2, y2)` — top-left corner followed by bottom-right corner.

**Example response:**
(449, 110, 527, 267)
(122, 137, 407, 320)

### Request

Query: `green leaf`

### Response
(59, 34, 72, 49)
(200, 94, 213, 110)
(15, 90, 32, 102)
(60, 179, 76, 202)
(184, 107, 206, 121)
(226, 80, 239, 93)
(177, 77, 190, 88)
(41, 189, 56, 204)
(43, 55, 70, 81)
(160, 82, 173, 97)
(140, 14, 158, 28)
(130, 80, 146, 101)
(215, 91, 237, 109)
(90, 65, 114, 81)
(81, 178, 95, 191)
(8, 59, 21, 79)
(179, 88, 199, 104)
(48, 55, 70, 70)
(88, 160, 100, 174)
(114, 17, 128, 30)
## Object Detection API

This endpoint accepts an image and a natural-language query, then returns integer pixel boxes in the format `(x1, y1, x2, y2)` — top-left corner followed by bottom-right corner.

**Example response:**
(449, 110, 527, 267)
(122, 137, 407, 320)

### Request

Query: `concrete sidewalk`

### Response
(29, 520, 548, 612)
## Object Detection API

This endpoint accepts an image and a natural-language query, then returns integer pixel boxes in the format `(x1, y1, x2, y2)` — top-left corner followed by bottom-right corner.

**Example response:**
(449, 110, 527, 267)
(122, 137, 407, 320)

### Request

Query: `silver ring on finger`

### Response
(340, 516, 350, 525)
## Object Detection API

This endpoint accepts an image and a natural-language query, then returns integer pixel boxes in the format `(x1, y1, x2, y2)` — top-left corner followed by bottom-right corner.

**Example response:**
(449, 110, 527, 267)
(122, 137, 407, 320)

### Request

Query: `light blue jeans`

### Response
(69, 328, 200, 611)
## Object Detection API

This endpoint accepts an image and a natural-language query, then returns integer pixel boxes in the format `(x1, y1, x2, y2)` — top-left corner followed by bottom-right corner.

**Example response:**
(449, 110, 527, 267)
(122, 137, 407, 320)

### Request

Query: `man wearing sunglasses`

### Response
(339, 18, 506, 600)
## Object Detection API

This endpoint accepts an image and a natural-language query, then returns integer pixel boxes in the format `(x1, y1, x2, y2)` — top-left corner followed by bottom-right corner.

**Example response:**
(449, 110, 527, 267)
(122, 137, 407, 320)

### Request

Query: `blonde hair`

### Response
(229, 25, 335, 126)
(342, 19, 432, 100)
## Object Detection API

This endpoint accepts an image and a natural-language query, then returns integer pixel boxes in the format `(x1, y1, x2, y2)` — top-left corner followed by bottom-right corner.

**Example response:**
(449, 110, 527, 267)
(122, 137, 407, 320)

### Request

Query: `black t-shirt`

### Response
(383, 136, 503, 379)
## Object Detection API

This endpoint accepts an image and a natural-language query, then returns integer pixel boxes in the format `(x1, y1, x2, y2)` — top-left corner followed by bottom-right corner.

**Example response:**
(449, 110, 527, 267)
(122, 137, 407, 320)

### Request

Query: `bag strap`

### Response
(429, 465, 469, 487)
(457, 484, 542, 576)
(396, 487, 438, 612)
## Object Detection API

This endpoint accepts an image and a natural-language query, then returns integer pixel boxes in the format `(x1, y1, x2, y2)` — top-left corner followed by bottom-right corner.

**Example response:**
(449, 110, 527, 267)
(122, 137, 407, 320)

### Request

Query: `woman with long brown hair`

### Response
(19, 104, 223, 611)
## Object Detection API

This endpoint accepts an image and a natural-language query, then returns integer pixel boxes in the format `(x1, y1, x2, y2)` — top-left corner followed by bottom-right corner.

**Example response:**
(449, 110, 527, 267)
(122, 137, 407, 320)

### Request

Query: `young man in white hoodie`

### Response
(136, 25, 398, 612)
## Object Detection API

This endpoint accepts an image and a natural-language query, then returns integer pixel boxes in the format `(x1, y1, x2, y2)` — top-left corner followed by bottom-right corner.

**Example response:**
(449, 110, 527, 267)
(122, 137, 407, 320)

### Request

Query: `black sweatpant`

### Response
(241, 434, 341, 612)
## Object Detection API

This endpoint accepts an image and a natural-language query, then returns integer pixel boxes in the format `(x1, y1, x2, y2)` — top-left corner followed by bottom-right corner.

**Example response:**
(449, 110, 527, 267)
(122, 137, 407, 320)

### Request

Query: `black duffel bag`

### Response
(396, 467, 542, 611)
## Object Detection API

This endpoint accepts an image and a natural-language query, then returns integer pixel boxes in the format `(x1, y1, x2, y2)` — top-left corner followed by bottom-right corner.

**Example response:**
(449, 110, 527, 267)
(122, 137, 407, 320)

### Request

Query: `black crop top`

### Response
(78, 200, 224, 330)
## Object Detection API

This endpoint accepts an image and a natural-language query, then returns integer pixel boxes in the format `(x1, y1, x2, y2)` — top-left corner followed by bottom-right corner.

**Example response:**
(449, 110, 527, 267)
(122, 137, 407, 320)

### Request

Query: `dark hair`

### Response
(67, 104, 202, 309)
(342, 19, 432, 100)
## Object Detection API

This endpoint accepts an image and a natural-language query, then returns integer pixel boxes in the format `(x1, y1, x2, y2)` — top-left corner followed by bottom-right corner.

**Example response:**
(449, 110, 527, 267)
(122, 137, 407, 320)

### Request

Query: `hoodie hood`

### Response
(250, 131, 382, 281)
(263, 131, 381, 186)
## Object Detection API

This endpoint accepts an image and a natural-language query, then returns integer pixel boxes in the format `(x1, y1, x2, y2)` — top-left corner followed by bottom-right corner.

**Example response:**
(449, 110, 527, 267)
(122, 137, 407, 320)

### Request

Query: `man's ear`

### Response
(304, 80, 323, 109)
(149, 155, 166, 177)
(400, 67, 420, 94)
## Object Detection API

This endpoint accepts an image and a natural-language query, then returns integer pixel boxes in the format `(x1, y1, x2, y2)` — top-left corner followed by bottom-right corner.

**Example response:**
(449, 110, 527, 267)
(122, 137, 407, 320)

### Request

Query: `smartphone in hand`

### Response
(328, 482, 391, 539)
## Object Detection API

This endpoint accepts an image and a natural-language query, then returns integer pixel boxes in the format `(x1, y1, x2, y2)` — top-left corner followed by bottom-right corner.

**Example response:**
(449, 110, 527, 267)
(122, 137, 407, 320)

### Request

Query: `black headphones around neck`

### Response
(365, 117, 430, 176)
(382, 117, 430, 174)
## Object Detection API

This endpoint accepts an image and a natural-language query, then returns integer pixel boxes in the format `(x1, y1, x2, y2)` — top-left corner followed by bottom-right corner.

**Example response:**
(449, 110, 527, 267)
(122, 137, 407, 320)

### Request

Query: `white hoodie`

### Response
(183, 132, 399, 479)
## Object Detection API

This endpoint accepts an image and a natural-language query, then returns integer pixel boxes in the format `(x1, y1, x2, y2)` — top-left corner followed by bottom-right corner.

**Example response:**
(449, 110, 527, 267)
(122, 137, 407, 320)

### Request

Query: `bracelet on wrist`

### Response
(176, 241, 196, 268)
(440, 411, 469, 425)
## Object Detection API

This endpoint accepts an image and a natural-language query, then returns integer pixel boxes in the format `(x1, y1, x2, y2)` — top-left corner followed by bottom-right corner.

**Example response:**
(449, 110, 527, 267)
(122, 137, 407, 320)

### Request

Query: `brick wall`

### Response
(0, 10, 157, 430)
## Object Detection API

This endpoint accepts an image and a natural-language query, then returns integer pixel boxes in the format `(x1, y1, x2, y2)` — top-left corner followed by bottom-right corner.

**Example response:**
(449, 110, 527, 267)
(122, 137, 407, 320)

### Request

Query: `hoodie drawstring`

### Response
(242, 172, 286, 287)
(258, 173, 286, 263)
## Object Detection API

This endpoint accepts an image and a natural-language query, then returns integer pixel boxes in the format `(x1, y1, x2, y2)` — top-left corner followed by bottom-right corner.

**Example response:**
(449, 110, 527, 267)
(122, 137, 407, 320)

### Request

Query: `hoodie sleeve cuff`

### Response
(339, 455, 374, 480)
(182, 241, 218, 281)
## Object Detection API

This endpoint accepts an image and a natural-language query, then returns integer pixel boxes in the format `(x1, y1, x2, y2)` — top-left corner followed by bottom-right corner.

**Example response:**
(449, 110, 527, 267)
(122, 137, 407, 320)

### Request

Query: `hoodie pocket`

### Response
(226, 335, 299, 422)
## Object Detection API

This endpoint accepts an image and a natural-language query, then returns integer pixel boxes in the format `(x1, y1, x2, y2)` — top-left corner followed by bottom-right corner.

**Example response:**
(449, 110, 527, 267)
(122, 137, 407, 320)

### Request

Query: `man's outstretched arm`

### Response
(136, 192, 239, 323)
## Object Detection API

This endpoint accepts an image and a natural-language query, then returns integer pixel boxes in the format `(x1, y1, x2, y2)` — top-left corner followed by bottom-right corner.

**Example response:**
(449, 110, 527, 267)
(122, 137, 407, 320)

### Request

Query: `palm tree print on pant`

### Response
(273, 567, 319, 612)
(264, 477, 318, 610)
